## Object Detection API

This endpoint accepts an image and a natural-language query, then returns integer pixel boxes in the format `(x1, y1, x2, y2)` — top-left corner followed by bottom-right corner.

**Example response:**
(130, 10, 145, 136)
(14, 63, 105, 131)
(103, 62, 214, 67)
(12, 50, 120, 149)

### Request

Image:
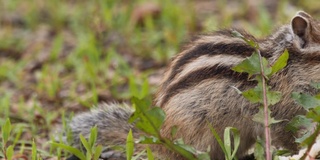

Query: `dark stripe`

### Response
(287, 46, 320, 62)
(160, 64, 257, 106)
(261, 45, 279, 58)
(215, 29, 256, 40)
(260, 49, 274, 58)
(164, 42, 255, 89)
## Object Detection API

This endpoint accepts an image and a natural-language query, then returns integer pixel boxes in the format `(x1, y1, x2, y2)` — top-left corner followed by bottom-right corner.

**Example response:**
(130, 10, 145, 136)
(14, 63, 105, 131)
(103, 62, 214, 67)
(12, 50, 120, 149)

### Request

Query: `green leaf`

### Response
(174, 144, 196, 156)
(89, 126, 98, 148)
(292, 92, 320, 110)
(129, 76, 150, 99)
(163, 138, 197, 160)
(232, 52, 261, 76)
(267, 91, 282, 105)
(137, 136, 161, 144)
(223, 128, 232, 158)
(32, 140, 37, 160)
(253, 107, 282, 125)
(242, 81, 281, 105)
(306, 106, 320, 122)
(129, 76, 139, 98)
(262, 58, 272, 76)
(6, 145, 14, 160)
(130, 97, 165, 136)
(141, 79, 150, 99)
(231, 30, 258, 48)
(224, 127, 240, 159)
(254, 137, 265, 160)
(300, 125, 320, 159)
(93, 145, 103, 160)
(242, 82, 264, 104)
(242, 88, 262, 104)
(2, 118, 12, 144)
(295, 131, 312, 144)
(128, 97, 151, 123)
(286, 115, 313, 133)
(247, 40, 258, 48)
(231, 30, 245, 39)
(270, 117, 283, 125)
(208, 123, 228, 159)
(275, 149, 292, 156)
(13, 126, 23, 146)
(173, 139, 197, 156)
(174, 138, 185, 145)
(51, 142, 86, 160)
(168, 142, 197, 159)
(136, 107, 165, 136)
(126, 129, 134, 160)
(79, 134, 91, 155)
(270, 49, 289, 76)
(171, 125, 178, 137)
(197, 152, 211, 160)
(296, 124, 320, 147)
(146, 145, 154, 160)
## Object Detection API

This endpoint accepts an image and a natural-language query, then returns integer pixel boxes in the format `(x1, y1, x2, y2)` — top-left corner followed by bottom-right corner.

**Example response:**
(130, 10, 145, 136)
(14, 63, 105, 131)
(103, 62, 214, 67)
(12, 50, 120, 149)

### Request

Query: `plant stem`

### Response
(301, 123, 320, 159)
(257, 50, 271, 160)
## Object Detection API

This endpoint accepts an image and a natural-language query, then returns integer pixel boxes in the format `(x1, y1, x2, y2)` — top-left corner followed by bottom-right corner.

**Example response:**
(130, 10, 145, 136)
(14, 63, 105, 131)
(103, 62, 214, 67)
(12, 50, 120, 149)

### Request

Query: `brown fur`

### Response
(154, 11, 320, 160)
(68, 11, 320, 160)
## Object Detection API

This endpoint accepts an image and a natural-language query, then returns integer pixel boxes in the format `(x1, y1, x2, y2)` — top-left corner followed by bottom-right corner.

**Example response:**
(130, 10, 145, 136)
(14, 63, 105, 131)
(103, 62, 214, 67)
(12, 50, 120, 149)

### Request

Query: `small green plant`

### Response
(129, 75, 150, 100)
(209, 126, 240, 160)
(1, 118, 14, 160)
(232, 30, 320, 159)
(51, 111, 74, 158)
(0, 93, 11, 121)
(32, 140, 38, 160)
(289, 86, 320, 159)
(126, 129, 135, 160)
(51, 126, 103, 160)
(36, 65, 62, 100)
(129, 97, 210, 160)
(231, 30, 289, 160)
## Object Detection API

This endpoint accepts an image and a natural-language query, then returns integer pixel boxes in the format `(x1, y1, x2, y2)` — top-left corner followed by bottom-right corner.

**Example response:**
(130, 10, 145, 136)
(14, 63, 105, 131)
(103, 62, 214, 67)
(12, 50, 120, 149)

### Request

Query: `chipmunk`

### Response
(67, 11, 320, 160)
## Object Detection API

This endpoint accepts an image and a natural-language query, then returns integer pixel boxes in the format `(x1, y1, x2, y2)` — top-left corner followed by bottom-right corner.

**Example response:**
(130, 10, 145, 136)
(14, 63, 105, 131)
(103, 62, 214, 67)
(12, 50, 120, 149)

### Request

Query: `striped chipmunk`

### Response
(67, 11, 320, 160)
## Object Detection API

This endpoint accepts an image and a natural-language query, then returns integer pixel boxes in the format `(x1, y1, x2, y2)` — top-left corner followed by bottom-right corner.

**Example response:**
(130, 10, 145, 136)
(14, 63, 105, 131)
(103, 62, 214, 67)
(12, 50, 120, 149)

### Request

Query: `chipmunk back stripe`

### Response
(171, 54, 245, 85)
(164, 42, 255, 88)
(213, 29, 257, 40)
(160, 64, 255, 106)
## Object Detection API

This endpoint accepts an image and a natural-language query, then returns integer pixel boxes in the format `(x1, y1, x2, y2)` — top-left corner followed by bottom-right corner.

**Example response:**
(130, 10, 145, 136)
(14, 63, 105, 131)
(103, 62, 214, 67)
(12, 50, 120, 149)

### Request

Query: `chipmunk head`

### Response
(291, 11, 320, 49)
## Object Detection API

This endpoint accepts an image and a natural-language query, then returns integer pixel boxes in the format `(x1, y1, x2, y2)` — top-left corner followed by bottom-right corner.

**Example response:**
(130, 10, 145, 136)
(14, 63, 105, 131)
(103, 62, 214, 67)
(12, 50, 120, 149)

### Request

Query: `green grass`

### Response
(0, 0, 320, 159)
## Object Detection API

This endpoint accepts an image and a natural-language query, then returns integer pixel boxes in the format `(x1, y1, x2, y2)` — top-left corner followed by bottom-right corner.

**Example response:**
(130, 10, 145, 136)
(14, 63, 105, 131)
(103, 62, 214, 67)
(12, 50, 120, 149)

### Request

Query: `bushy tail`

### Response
(69, 103, 141, 159)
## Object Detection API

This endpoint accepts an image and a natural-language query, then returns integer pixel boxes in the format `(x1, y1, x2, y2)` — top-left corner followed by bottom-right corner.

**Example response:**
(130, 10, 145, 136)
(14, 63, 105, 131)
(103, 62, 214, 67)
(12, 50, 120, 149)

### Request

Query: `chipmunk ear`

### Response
(292, 15, 308, 37)
(291, 12, 310, 47)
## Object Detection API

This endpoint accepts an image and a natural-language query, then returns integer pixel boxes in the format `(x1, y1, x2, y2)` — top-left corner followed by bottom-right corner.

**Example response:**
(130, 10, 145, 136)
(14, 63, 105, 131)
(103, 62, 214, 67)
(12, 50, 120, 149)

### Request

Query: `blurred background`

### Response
(0, 0, 320, 159)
